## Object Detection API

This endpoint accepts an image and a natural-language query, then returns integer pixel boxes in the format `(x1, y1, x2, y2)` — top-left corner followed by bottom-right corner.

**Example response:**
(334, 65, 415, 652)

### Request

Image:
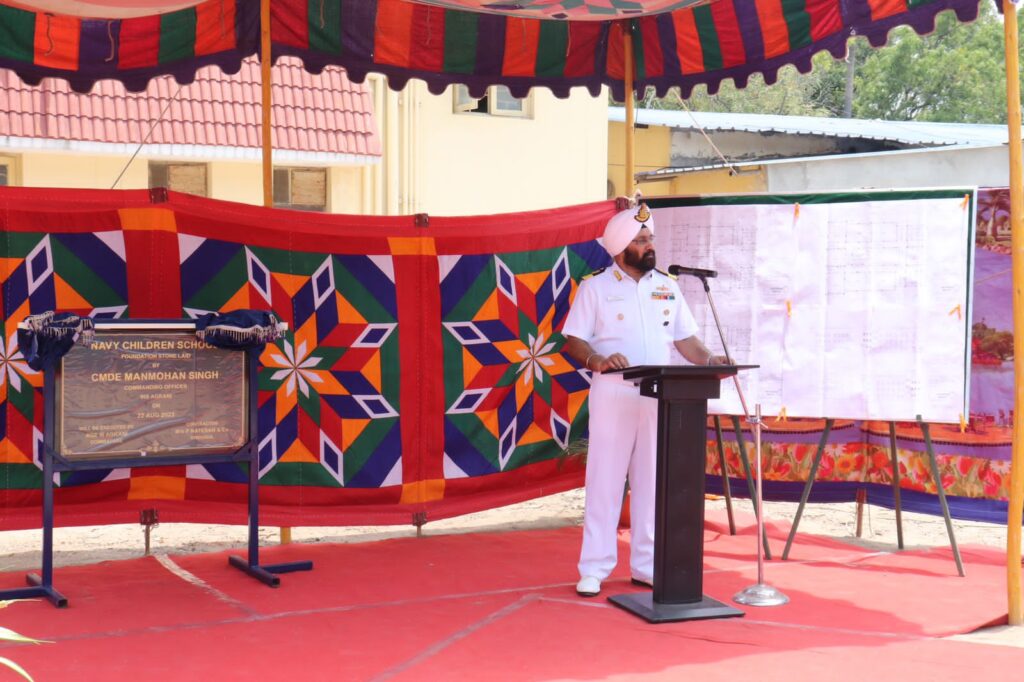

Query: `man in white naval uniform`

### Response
(562, 203, 728, 597)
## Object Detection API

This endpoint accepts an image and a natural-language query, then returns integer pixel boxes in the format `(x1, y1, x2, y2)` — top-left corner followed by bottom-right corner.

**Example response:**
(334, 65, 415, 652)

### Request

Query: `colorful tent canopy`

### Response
(0, 0, 986, 97)
(0, 0, 778, 21)
(4, 1, 203, 17)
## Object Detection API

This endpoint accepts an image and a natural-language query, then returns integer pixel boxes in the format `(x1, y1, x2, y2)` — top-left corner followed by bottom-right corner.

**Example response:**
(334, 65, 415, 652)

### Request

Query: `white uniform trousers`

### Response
(577, 374, 658, 581)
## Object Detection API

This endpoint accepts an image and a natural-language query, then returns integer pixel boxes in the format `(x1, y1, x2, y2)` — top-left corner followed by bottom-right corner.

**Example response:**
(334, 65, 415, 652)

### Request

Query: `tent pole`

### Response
(260, 0, 273, 208)
(261, 0, 291, 546)
(623, 23, 635, 197)
(1003, 0, 1023, 627)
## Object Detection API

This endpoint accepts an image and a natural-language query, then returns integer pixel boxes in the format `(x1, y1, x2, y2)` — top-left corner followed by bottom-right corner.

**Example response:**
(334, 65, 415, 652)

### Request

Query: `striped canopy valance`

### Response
(0, 0, 988, 97)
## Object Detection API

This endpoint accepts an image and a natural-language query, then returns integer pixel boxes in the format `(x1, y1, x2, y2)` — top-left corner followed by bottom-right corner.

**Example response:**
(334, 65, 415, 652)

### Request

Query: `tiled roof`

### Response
(0, 56, 380, 159)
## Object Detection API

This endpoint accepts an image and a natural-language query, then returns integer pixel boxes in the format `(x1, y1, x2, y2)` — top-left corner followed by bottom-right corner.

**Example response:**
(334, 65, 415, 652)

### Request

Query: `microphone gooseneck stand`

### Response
(733, 404, 788, 606)
(689, 272, 788, 607)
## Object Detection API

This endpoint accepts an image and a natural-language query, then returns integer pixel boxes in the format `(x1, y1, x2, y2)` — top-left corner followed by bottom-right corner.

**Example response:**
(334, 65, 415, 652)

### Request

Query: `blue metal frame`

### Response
(227, 351, 313, 585)
(0, 319, 312, 608)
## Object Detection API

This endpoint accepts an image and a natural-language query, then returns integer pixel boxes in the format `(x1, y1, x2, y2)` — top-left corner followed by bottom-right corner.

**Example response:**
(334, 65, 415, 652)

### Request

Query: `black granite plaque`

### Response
(56, 330, 247, 459)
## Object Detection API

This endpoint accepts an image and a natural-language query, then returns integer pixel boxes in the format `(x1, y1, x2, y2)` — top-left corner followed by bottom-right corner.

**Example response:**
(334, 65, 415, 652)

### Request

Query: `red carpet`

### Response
(0, 511, 1015, 681)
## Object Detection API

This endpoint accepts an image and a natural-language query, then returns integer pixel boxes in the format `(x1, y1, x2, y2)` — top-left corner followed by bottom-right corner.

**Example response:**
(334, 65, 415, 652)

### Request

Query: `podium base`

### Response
(608, 592, 744, 623)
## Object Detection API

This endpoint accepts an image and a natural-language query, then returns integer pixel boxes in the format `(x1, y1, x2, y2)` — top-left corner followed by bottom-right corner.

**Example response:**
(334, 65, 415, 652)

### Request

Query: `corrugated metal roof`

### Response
(610, 107, 1007, 147)
(634, 142, 1005, 181)
(0, 56, 380, 162)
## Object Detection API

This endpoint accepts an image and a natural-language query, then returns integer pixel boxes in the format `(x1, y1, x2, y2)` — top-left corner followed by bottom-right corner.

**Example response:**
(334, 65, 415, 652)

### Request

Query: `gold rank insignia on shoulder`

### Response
(582, 267, 606, 281)
(613, 270, 623, 281)
(655, 267, 677, 280)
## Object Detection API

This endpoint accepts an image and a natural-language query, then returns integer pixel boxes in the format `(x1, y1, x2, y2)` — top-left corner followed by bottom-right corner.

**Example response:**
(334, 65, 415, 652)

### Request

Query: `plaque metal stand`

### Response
(606, 364, 754, 623)
(0, 320, 312, 608)
(227, 350, 314, 586)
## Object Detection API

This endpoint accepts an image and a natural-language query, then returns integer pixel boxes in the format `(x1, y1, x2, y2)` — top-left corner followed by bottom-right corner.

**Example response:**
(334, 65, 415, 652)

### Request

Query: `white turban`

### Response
(602, 204, 655, 257)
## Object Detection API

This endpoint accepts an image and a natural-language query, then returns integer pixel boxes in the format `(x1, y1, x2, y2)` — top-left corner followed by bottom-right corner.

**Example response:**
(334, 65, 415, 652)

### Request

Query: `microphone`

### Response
(668, 264, 718, 279)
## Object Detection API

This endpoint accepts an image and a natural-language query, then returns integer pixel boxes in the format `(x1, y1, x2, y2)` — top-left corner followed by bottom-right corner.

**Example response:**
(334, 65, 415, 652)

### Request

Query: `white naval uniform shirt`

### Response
(562, 263, 699, 369)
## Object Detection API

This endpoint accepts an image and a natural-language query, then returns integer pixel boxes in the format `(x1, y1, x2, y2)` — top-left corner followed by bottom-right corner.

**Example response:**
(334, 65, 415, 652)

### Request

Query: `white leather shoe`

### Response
(575, 575, 601, 597)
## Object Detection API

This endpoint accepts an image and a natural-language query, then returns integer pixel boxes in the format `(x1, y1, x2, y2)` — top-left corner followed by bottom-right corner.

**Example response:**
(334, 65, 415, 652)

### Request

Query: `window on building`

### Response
(0, 156, 14, 186)
(149, 162, 208, 197)
(273, 167, 328, 212)
(454, 85, 531, 118)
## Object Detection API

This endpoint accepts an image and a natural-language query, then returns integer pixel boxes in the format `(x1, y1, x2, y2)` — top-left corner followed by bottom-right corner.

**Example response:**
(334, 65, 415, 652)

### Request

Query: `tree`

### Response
(852, 5, 1010, 122)
(645, 4, 1021, 124)
(640, 52, 845, 117)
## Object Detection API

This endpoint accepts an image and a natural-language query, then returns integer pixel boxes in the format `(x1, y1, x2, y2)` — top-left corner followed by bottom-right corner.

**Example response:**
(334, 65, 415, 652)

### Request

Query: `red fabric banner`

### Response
(0, 188, 611, 529)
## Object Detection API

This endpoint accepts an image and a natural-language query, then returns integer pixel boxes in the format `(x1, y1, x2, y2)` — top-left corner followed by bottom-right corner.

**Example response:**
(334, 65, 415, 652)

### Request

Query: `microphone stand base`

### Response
(733, 583, 790, 607)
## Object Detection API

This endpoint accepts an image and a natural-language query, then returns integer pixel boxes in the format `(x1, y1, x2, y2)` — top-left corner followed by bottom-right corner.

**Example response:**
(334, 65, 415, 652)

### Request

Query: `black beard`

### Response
(625, 249, 656, 272)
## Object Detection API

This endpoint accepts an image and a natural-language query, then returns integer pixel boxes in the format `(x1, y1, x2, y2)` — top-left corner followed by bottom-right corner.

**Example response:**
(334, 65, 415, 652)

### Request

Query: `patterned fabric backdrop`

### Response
(0, 188, 1017, 529)
(0, 188, 610, 529)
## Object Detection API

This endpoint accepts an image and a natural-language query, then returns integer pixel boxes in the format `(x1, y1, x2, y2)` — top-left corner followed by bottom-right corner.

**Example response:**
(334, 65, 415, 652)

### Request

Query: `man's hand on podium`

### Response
(675, 336, 729, 367)
(588, 352, 630, 373)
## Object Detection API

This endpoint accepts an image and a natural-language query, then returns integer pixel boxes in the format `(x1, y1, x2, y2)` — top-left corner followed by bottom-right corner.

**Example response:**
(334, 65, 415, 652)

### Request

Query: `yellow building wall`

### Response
(19, 152, 148, 190)
(668, 168, 766, 195)
(206, 161, 259, 204)
(608, 121, 768, 198)
(608, 120, 673, 199)
(410, 83, 608, 216)
(329, 166, 367, 214)
(7, 151, 372, 214)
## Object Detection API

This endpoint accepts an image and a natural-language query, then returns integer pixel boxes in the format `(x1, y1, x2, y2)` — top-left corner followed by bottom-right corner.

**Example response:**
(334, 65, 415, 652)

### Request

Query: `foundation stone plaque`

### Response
(56, 328, 247, 459)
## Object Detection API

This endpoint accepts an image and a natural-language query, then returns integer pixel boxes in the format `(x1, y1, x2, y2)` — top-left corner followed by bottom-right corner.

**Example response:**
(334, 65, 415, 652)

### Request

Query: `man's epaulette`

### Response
(582, 267, 607, 281)
(655, 267, 678, 280)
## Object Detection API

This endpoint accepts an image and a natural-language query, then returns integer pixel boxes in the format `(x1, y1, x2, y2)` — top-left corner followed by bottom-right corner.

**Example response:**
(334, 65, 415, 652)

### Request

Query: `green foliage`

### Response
(973, 321, 1014, 360)
(852, 6, 1010, 122)
(639, 51, 846, 117)
(642, 4, 1022, 124)
(0, 657, 34, 682)
(556, 437, 589, 469)
(0, 600, 49, 682)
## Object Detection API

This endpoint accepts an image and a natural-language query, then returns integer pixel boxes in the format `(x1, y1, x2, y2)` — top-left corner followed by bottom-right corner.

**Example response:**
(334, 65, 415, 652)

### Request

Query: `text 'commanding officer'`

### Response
(561, 202, 729, 598)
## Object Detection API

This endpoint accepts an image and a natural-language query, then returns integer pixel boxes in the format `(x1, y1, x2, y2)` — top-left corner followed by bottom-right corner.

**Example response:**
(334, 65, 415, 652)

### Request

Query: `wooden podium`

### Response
(606, 364, 755, 623)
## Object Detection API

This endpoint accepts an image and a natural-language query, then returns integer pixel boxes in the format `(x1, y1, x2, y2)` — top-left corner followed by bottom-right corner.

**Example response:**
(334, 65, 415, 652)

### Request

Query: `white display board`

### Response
(653, 190, 975, 423)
